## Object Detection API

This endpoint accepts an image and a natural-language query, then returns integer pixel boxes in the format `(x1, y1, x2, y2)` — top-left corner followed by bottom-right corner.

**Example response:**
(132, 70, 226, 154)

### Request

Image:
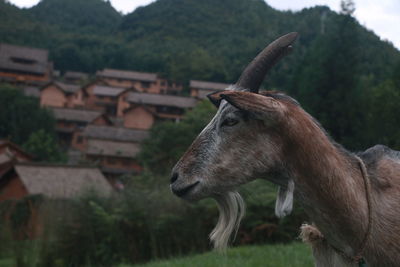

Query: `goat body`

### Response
(170, 33, 400, 266)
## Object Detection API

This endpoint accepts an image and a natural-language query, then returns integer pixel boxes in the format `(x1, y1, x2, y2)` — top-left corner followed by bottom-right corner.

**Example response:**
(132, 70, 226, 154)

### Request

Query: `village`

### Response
(0, 42, 230, 204)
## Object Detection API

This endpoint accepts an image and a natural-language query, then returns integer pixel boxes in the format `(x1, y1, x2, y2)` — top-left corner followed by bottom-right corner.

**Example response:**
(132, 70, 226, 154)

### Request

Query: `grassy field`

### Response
(127, 242, 314, 267)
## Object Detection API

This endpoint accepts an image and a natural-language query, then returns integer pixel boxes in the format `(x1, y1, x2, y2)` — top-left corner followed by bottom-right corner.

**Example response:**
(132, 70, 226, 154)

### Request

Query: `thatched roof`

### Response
(50, 108, 102, 123)
(14, 163, 113, 199)
(92, 85, 127, 97)
(83, 125, 149, 142)
(86, 139, 140, 158)
(189, 80, 230, 91)
(96, 68, 157, 82)
(0, 43, 49, 75)
(126, 92, 197, 109)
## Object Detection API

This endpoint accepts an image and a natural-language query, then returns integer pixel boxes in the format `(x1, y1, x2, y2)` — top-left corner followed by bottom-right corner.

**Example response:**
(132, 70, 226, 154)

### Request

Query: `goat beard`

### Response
(210, 191, 245, 251)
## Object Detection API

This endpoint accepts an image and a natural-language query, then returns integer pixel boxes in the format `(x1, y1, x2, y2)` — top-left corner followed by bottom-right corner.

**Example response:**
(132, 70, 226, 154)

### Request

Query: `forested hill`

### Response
(0, 0, 399, 88)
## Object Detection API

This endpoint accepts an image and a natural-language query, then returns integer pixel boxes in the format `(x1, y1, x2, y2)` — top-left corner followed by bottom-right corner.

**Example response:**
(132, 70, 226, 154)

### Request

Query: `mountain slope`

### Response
(0, 0, 398, 86)
(29, 0, 122, 33)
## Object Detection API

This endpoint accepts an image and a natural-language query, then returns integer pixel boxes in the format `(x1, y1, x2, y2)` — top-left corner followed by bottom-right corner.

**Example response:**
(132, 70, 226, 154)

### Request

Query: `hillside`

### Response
(0, 0, 398, 87)
(29, 0, 122, 33)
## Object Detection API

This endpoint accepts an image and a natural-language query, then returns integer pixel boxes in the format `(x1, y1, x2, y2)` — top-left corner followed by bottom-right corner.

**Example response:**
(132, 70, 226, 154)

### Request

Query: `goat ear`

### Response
(207, 91, 224, 107)
(209, 91, 285, 117)
(275, 179, 295, 218)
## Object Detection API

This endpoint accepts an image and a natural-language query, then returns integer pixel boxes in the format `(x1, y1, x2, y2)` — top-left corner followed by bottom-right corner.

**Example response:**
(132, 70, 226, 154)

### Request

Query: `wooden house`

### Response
(96, 68, 182, 94)
(84, 84, 130, 116)
(40, 81, 85, 108)
(0, 43, 52, 86)
(0, 163, 113, 238)
(50, 108, 112, 148)
(0, 140, 33, 176)
(122, 92, 197, 129)
(189, 80, 230, 99)
(77, 125, 149, 178)
(63, 71, 88, 84)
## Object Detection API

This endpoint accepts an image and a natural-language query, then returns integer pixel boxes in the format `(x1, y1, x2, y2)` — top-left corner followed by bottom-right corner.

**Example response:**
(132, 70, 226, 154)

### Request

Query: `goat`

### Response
(170, 32, 400, 267)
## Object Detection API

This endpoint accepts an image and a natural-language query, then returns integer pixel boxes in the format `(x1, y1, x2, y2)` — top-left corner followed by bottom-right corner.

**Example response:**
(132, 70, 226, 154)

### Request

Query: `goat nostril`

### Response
(170, 173, 179, 184)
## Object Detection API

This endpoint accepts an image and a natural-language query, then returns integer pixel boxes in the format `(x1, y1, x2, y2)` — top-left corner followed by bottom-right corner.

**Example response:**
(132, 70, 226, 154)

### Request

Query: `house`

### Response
(122, 92, 197, 129)
(63, 71, 88, 84)
(0, 163, 113, 238)
(22, 86, 41, 98)
(0, 43, 52, 86)
(50, 108, 112, 147)
(40, 81, 85, 108)
(84, 84, 130, 116)
(77, 125, 149, 177)
(0, 140, 33, 176)
(189, 80, 230, 99)
(0, 163, 112, 202)
(96, 68, 182, 94)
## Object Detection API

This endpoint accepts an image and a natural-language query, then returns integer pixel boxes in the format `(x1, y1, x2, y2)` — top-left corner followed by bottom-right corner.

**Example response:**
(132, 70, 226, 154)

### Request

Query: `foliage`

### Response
(0, 84, 56, 146)
(139, 100, 216, 174)
(22, 129, 66, 162)
(1, 0, 398, 84)
(292, 14, 366, 150)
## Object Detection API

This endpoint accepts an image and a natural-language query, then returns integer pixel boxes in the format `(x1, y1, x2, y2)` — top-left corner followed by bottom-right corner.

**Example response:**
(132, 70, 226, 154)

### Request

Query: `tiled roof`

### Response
(50, 108, 102, 123)
(23, 86, 41, 98)
(126, 92, 197, 109)
(14, 163, 113, 199)
(86, 139, 140, 158)
(83, 125, 149, 142)
(52, 81, 81, 94)
(189, 80, 230, 91)
(92, 85, 127, 96)
(96, 68, 157, 82)
(0, 43, 49, 75)
(64, 71, 88, 80)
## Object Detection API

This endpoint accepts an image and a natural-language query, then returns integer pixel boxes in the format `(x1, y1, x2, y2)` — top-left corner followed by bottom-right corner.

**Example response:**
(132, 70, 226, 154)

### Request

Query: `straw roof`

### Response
(96, 68, 157, 82)
(14, 163, 113, 199)
(189, 80, 230, 91)
(0, 43, 49, 75)
(126, 92, 197, 109)
(86, 139, 140, 158)
(83, 125, 149, 142)
(51, 108, 102, 123)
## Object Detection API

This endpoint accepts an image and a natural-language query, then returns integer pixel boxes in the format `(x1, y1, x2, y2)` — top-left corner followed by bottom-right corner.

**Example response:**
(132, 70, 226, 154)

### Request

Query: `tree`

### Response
(292, 13, 364, 149)
(340, 0, 355, 16)
(0, 84, 62, 161)
(0, 85, 56, 143)
(139, 100, 216, 174)
(22, 129, 66, 162)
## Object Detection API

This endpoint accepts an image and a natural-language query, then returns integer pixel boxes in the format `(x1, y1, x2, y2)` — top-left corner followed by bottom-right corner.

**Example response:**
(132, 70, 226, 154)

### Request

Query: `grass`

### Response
(0, 259, 14, 267)
(124, 242, 313, 267)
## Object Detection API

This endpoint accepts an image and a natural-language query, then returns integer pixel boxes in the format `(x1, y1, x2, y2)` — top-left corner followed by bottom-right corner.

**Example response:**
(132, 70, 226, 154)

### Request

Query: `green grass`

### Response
(0, 259, 14, 267)
(125, 242, 313, 267)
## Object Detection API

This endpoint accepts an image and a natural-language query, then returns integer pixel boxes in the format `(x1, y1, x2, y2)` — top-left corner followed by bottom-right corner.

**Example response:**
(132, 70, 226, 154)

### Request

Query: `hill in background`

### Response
(0, 0, 399, 89)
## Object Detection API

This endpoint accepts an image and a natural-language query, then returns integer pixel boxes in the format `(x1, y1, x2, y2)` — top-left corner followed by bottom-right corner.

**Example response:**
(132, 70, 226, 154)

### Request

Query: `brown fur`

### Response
(172, 90, 400, 266)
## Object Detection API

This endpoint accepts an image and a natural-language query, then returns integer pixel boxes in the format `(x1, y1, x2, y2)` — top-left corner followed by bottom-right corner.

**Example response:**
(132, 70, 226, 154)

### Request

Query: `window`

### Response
(76, 136, 84, 144)
(10, 57, 36, 65)
(108, 157, 116, 164)
(141, 81, 150, 88)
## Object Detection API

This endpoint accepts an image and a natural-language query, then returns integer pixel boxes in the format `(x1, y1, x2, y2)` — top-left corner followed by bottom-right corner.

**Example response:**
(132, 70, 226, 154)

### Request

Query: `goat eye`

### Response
(221, 118, 239, 127)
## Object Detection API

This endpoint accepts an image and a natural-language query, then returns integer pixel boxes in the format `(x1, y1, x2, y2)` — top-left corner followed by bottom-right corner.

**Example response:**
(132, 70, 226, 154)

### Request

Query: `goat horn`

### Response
(236, 32, 298, 93)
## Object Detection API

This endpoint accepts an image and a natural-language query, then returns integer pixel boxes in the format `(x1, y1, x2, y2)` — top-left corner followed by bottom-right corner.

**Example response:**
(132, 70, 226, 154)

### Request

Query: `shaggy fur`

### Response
(171, 33, 400, 266)
(210, 191, 245, 251)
